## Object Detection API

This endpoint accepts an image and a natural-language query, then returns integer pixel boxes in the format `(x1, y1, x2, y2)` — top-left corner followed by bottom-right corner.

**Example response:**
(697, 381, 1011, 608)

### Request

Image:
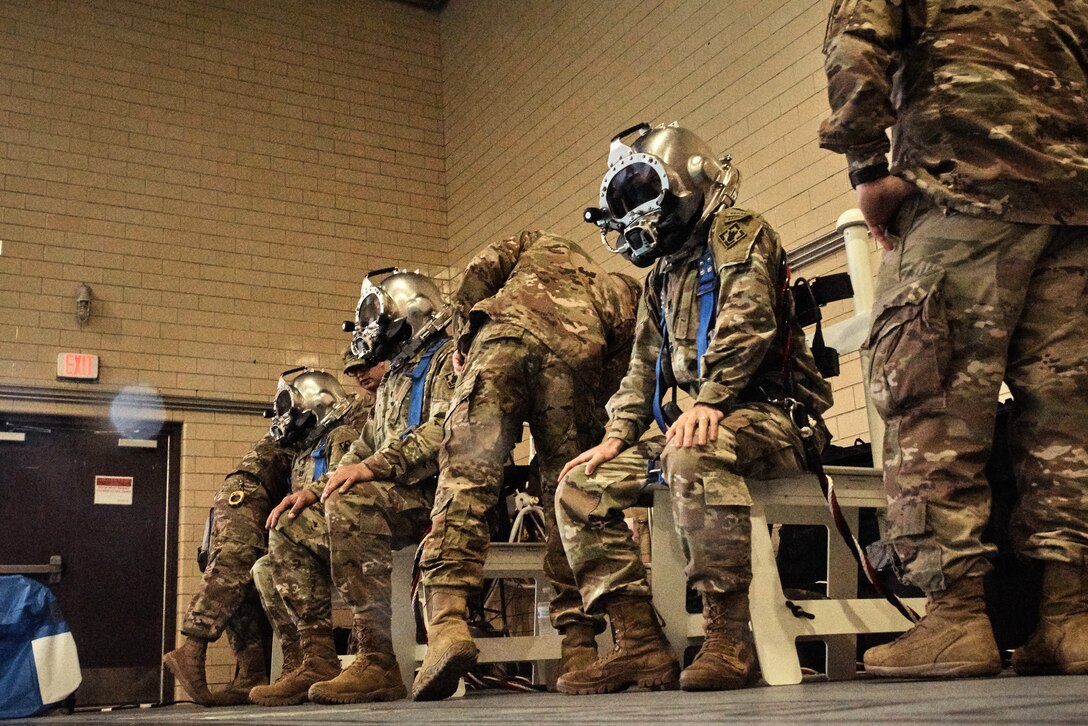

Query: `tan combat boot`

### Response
(555, 597, 680, 695)
(249, 626, 340, 706)
(309, 620, 408, 704)
(280, 630, 303, 677)
(205, 643, 267, 706)
(163, 636, 213, 705)
(680, 592, 758, 691)
(864, 577, 1001, 677)
(1013, 561, 1088, 675)
(557, 622, 600, 678)
(411, 587, 479, 701)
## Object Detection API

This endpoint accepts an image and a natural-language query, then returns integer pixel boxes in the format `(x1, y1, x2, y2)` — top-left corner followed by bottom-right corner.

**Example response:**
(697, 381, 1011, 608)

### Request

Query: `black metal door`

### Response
(0, 414, 180, 706)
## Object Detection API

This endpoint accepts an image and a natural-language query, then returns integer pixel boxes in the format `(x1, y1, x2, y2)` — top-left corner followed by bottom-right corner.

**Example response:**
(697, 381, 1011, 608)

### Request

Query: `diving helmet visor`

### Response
(605, 161, 665, 218)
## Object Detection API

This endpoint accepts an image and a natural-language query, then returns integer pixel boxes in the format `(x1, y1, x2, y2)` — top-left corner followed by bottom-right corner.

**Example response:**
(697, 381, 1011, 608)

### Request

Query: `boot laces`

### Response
(698, 630, 748, 661)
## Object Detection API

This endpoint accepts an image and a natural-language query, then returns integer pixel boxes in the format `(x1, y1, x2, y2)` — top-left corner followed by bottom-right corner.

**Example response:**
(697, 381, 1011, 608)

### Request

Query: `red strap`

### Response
(803, 436, 921, 624)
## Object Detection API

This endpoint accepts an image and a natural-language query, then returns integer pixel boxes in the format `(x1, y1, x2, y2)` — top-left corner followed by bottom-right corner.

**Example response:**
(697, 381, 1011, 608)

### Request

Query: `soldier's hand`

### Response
(560, 437, 627, 481)
(321, 462, 375, 502)
(666, 404, 723, 449)
(452, 349, 465, 375)
(856, 176, 915, 250)
(265, 490, 317, 529)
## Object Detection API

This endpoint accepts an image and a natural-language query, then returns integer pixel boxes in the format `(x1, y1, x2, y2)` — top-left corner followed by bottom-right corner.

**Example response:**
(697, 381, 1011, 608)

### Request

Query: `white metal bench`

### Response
(397, 542, 581, 692)
(650, 467, 925, 685)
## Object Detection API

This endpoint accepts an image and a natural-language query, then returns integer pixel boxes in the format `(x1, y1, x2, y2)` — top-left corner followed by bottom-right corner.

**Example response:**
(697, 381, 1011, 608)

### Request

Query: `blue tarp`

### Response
(0, 576, 81, 719)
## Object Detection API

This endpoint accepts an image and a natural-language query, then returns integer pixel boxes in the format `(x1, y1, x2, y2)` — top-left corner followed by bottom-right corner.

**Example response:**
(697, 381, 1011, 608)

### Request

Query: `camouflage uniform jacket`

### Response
(313, 337, 457, 492)
(289, 421, 359, 494)
(818, 0, 1088, 225)
(230, 393, 369, 498)
(604, 207, 834, 446)
(229, 434, 297, 502)
(452, 231, 637, 379)
(289, 426, 356, 494)
(343, 392, 375, 431)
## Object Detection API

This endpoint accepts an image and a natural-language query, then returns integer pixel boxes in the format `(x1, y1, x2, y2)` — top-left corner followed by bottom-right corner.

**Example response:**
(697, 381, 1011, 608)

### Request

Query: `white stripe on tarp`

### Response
(31, 632, 82, 705)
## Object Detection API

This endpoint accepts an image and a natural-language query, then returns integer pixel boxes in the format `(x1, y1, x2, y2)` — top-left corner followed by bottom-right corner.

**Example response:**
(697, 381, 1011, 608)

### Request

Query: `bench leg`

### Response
(749, 506, 803, 685)
(824, 507, 860, 680)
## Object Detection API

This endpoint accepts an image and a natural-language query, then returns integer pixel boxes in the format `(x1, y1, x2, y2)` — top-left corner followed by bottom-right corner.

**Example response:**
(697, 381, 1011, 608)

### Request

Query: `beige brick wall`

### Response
(0, 0, 446, 691)
(1, 0, 446, 395)
(440, 0, 875, 446)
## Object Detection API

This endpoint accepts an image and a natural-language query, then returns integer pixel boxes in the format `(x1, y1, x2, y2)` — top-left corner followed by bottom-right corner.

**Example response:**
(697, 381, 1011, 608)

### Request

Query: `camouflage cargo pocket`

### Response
(439, 368, 477, 450)
(885, 495, 926, 539)
(884, 495, 945, 591)
(419, 489, 454, 567)
(865, 270, 951, 419)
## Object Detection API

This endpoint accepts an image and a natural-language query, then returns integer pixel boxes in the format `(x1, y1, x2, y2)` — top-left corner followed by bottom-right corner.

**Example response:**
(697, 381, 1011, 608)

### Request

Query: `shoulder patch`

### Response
(709, 208, 762, 267)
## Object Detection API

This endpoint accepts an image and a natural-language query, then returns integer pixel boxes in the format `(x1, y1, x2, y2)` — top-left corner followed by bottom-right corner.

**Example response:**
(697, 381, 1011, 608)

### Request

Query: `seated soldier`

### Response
(556, 123, 833, 694)
(250, 271, 456, 706)
(248, 349, 384, 698)
(341, 347, 386, 427)
(164, 370, 362, 706)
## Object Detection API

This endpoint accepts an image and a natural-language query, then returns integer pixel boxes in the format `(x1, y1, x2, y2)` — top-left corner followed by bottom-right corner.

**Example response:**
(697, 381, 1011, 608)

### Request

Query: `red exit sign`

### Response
(57, 352, 100, 381)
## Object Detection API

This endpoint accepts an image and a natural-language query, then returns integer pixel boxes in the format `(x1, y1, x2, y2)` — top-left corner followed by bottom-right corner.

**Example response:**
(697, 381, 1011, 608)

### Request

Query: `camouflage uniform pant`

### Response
(557, 404, 806, 613)
(251, 554, 295, 645)
(870, 195, 1088, 592)
(419, 324, 603, 631)
(181, 473, 269, 651)
(267, 481, 434, 643)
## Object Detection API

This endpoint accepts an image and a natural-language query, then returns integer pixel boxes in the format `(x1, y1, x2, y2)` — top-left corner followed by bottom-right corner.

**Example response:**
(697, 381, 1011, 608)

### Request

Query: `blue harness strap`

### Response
(653, 246, 717, 433)
(695, 246, 717, 375)
(405, 335, 450, 435)
(311, 435, 329, 481)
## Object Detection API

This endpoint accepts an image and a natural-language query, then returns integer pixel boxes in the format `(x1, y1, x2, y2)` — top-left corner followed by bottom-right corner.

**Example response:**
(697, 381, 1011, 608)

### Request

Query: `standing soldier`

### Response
(411, 232, 640, 701)
(164, 370, 361, 705)
(819, 0, 1088, 677)
(250, 272, 457, 706)
(555, 123, 833, 695)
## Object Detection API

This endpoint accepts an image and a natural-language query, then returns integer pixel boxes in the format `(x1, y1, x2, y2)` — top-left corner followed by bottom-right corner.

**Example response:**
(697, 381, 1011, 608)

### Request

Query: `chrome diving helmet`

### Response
(349, 269, 450, 370)
(268, 368, 349, 444)
(584, 122, 740, 267)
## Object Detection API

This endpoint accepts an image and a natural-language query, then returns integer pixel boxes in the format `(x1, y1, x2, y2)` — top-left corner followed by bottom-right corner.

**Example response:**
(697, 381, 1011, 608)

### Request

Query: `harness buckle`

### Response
(767, 396, 815, 439)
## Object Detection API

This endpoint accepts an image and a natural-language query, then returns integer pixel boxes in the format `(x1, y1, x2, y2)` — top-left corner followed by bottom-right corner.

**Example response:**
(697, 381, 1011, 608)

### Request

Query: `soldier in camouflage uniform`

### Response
(251, 272, 457, 706)
(411, 232, 640, 701)
(247, 402, 357, 704)
(164, 370, 363, 706)
(820, 0, 1088, 678)
(555, 123, 833, 695)
(248, 354, 381, 689)
(341, 347, 385, 427)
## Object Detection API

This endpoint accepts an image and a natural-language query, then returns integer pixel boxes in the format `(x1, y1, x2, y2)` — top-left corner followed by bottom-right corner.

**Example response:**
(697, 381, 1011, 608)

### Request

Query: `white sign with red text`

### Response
(94, 476, 133, 506)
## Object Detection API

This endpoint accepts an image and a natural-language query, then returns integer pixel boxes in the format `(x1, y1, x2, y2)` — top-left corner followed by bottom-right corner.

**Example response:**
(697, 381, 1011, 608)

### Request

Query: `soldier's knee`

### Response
(267, 525, 292, 555)
(250, 554, 270, 579)
(661, 442, 714, 481)
(325, 480, 378, 517)
(556, 476, 601, 528)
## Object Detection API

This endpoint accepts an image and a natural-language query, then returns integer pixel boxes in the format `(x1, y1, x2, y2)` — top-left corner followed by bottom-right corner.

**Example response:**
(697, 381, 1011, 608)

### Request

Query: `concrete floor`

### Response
(20, 673, 1088, 725)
